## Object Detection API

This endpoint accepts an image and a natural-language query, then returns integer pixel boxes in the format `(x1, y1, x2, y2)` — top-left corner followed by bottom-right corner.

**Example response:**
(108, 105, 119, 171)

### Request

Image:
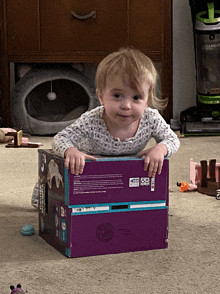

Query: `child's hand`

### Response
(64, 147, 97, 175)
(138, 143, 167, 178)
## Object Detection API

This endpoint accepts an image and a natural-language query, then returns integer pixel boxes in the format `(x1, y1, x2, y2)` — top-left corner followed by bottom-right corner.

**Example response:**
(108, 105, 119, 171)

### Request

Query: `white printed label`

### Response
(151, 178, 155, 191)
(141, 177, 150, 186)
(129, 178, 139, 187)
(72, 206, 109, 213)
(130, 202, 166, 209)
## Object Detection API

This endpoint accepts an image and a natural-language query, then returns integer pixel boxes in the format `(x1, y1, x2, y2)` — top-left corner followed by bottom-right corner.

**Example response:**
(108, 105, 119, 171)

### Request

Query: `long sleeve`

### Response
(145, 108, 180, 157)
(52, 112, 93, 158)
(52, 106, 180, 158)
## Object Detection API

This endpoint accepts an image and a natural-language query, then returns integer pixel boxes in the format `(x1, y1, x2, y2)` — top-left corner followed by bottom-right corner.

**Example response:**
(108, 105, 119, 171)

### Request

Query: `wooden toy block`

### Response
(5, 130, 42, 148)
(5, 130, 23, 146)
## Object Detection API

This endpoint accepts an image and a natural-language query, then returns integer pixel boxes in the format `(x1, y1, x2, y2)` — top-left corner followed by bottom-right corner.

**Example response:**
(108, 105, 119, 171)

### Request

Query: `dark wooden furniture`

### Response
(0, 0, 172, 126)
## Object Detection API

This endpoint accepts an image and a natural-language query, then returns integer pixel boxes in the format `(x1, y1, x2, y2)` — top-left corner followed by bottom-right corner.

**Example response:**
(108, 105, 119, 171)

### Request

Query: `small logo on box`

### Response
(129, 178, 139, 187)
(96, 223, 115, 242)
(141, 177, 150, 186)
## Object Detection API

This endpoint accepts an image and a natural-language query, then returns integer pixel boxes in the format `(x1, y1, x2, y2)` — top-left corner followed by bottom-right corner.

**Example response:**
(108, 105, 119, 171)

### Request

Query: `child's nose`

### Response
(120, 99, 131, 109)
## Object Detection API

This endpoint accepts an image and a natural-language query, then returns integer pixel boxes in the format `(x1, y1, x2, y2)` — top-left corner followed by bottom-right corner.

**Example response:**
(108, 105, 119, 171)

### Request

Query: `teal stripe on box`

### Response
(86, 156, 141, 162)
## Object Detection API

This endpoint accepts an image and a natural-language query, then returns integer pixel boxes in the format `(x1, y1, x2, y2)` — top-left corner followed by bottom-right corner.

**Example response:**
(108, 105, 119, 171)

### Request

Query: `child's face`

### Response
(98, 76, 149, 129)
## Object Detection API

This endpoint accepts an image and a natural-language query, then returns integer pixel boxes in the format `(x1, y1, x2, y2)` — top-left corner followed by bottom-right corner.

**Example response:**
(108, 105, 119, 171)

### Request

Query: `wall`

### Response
(173, 0, 197, 120)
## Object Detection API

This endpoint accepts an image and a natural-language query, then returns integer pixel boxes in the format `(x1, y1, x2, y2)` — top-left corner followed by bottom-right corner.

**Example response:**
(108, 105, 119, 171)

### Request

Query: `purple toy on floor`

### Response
(10, 284, 27, 293)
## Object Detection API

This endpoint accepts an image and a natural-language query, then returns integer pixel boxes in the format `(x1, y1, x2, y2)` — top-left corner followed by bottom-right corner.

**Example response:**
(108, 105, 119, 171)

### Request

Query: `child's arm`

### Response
(138, 143, 167, 178)
(52, 112, 98, 175)
(139, 108, 180, 177)
(64, 147, 97, 175)
(52, 112, 92, 159)
(147, 109, 180, 158)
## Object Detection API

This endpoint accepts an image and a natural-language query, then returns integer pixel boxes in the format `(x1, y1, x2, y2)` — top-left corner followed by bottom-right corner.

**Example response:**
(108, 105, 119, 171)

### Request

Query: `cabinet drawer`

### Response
(40, 0, 128, 52)
(6, 0, 39, 51)
(129, 0, 164, 52)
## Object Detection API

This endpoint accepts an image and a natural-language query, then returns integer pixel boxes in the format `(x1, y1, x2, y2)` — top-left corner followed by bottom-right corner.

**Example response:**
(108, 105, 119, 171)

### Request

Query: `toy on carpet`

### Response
(10, 284, 28, 293)
(0, 128, 17, 142)
(190, 158, 220, 186)
(21, 224, 35, 236)
(196, 159, 220, 198)
(0, 128, 42, 147)
(190, 158, 220, 199)
(177, 181, 197, 192)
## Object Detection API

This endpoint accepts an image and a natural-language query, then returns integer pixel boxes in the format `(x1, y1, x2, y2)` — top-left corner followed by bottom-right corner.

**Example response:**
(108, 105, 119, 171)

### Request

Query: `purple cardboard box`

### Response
(38, 149, 169, 258)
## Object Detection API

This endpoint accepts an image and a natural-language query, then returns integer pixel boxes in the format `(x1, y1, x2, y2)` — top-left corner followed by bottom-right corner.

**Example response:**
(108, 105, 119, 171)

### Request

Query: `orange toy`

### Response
(177, 181, 197, 192)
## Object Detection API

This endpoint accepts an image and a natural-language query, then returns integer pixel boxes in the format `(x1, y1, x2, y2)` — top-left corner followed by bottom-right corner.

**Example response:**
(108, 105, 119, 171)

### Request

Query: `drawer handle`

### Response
(71, 10, 96, 20)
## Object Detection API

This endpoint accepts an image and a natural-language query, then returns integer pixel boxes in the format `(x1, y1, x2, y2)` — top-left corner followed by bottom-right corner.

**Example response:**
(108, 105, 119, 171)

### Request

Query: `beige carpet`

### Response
(0, 135, 219, 294)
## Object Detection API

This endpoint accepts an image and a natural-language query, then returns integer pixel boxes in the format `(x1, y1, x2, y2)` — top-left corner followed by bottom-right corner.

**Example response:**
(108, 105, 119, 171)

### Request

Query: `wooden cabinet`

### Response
(6, 0, 39, 52)
(129, 0, 164, 53)
(7, 0, 128, 52)
(40, 0, 128, 52)
(0, 0, 172, 126)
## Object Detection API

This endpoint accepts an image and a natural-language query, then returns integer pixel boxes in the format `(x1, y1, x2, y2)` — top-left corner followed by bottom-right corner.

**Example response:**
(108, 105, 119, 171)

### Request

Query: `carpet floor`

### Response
(0, 136, 219, 294)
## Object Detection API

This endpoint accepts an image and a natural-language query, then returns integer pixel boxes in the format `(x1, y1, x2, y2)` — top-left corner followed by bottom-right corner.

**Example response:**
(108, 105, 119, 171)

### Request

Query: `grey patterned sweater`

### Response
(52, 106, 180, 158)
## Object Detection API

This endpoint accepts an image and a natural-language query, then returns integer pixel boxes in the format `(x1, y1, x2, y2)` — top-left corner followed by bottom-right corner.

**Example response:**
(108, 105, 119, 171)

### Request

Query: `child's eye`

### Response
(113, 93, 122, 98)
(133, 95, 141, 101)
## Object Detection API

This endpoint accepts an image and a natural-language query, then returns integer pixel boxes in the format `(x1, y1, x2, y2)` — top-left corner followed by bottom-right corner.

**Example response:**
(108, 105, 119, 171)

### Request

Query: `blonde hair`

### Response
(95, 47, 167, 110)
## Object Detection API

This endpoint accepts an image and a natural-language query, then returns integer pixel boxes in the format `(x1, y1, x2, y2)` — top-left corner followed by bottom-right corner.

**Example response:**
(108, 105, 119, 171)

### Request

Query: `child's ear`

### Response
(96, 89, 102, 104)
(97, 94, 104, 105)
(99, 97, 104, 105)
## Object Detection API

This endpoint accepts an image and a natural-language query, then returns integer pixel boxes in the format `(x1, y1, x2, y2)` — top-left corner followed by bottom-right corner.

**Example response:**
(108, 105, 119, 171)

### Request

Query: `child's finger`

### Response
(69, 158, 76, 175)
(138, 150, 148, 158)
(138, 150, 144, 158)
(65, 156, 70, 170)
(74, 157, 82, 175)
(143, 157, 150, 172)
(79, 158, 85, 174)
(85, 155, 97, 161)
(148, 162, 157, 178)
(157, 161, 163, 175)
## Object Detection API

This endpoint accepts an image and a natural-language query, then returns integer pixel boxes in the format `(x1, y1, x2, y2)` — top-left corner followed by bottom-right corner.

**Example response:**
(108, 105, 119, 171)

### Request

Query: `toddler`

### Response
(52, 47, 180, 178)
